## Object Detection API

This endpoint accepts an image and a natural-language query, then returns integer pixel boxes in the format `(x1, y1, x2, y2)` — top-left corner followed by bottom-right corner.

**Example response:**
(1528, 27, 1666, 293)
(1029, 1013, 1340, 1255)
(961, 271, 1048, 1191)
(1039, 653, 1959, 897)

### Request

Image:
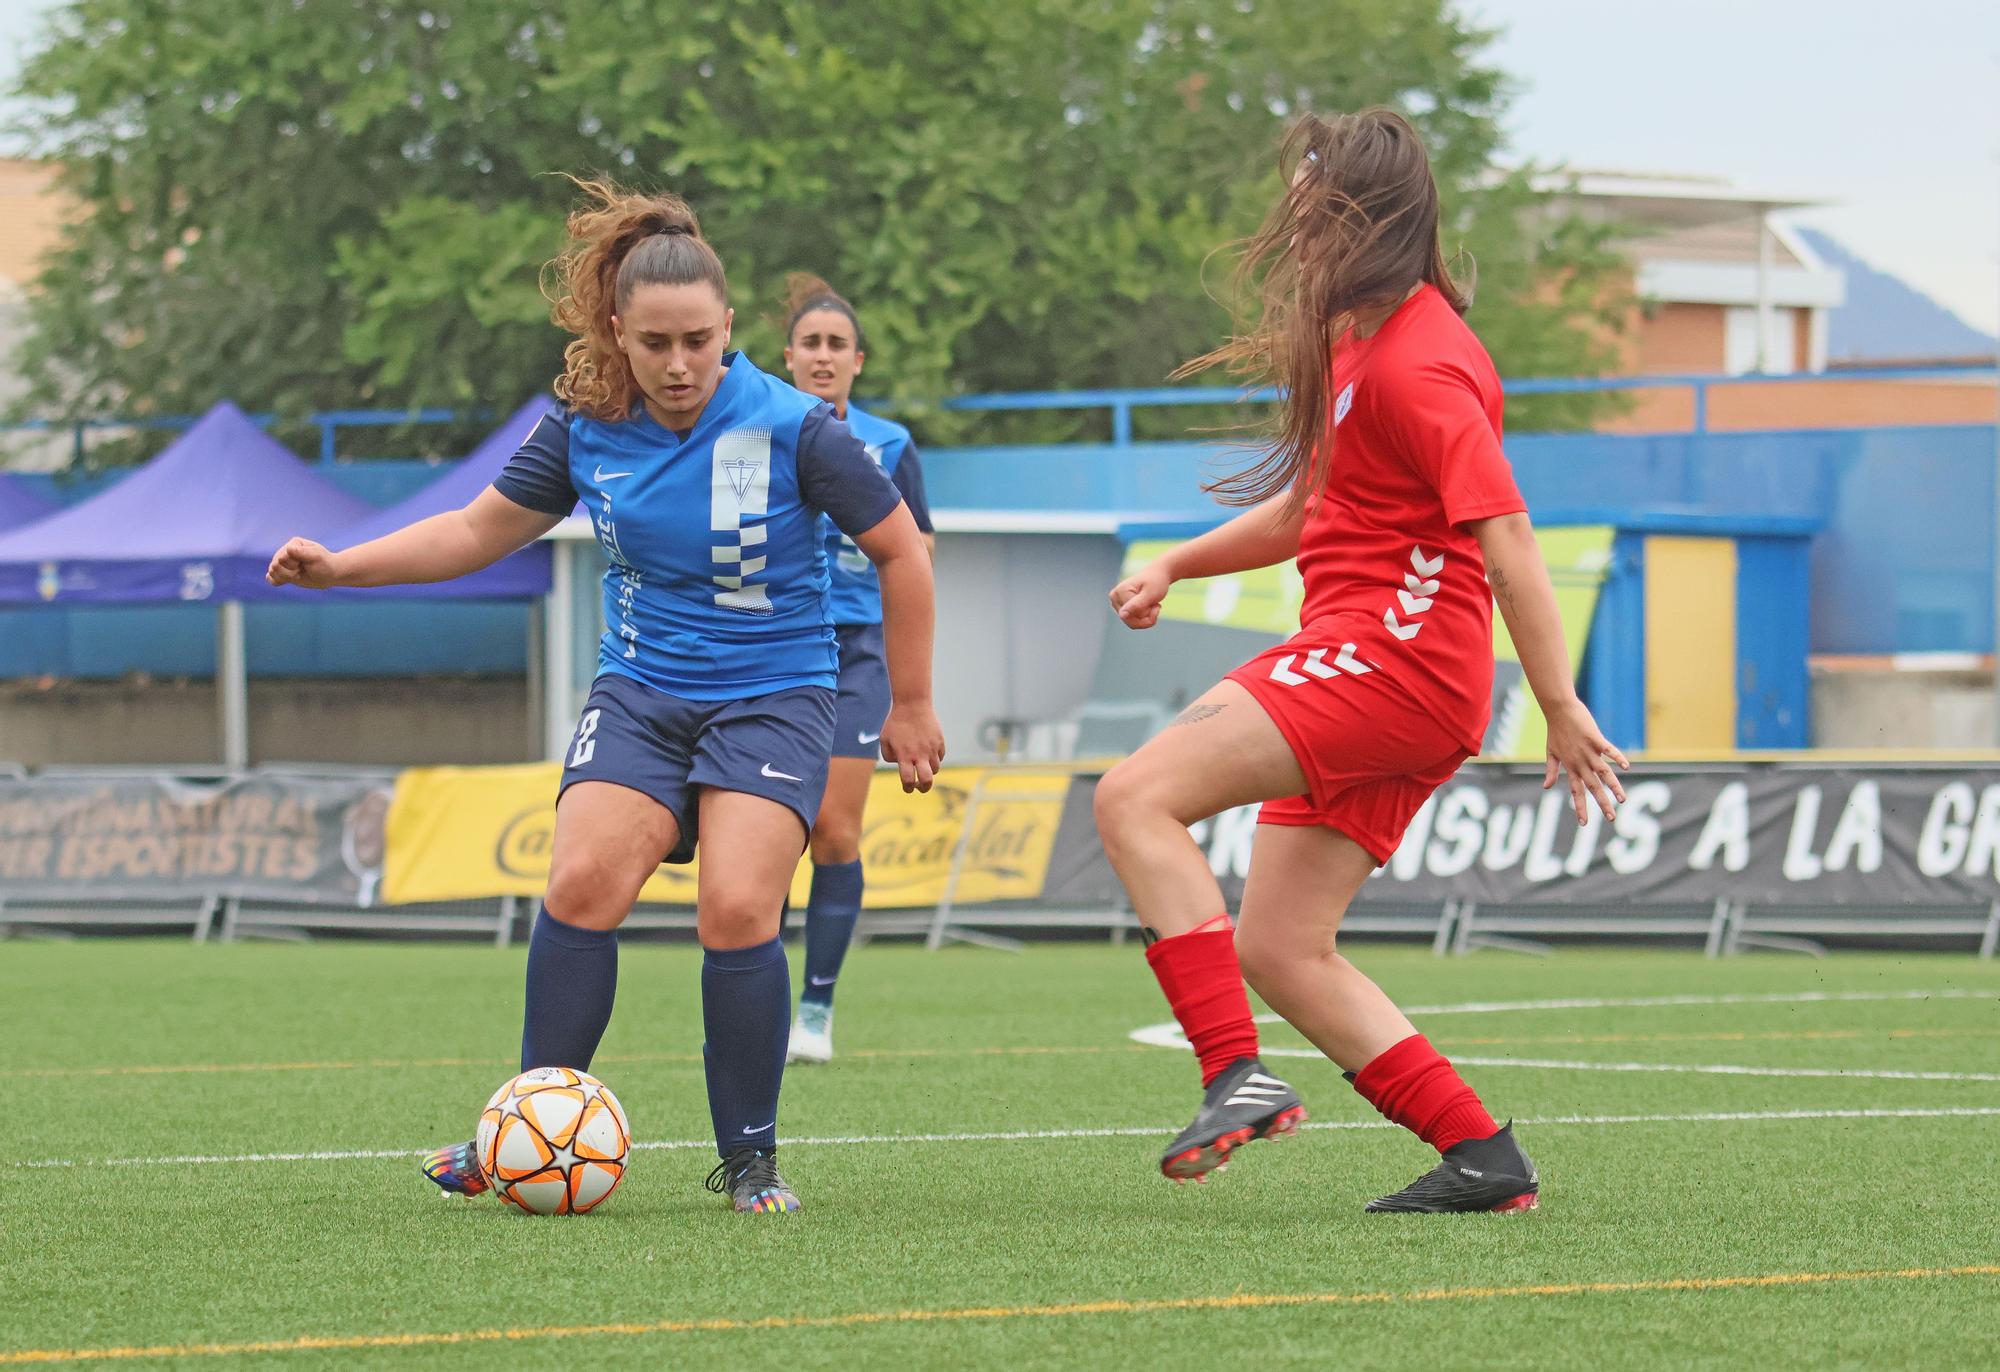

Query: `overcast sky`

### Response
(1, 0, 1996, 336)
(1475, 0, 1999, 335)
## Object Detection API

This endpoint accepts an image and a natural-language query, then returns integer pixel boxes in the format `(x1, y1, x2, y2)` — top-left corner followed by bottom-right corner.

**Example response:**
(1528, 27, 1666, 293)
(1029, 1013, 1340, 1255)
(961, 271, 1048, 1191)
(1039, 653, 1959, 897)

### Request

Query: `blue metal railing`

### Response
(931, 364, 1997, 444)
(2, 363, 1990, 463)
(0, 408, 472, 467)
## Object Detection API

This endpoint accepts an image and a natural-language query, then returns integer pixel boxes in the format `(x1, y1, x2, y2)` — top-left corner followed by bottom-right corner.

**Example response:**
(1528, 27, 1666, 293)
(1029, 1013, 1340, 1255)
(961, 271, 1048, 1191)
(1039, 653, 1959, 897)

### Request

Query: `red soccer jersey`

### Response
(1293, 283, 1526, 751)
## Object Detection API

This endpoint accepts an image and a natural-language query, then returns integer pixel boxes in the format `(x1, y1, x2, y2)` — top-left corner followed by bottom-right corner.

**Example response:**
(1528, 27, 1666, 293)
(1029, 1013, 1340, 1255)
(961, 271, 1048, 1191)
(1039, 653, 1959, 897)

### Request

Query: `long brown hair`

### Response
(544, 176, 730, 421)
(1179, 108, 1470, 507)
(780, 272, 864, 349)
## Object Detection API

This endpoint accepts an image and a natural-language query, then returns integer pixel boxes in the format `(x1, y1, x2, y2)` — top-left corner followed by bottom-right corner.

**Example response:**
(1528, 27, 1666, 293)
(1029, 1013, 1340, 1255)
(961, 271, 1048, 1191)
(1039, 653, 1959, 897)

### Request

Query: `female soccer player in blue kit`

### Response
(777, 275, 934, 1064)
(266, 181, 944, 1214)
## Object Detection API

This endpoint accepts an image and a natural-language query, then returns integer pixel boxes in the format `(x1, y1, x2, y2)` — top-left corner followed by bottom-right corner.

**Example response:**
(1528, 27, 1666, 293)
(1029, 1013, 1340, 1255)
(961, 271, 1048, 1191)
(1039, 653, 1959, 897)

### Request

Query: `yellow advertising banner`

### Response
(382, 763, 1067, 909)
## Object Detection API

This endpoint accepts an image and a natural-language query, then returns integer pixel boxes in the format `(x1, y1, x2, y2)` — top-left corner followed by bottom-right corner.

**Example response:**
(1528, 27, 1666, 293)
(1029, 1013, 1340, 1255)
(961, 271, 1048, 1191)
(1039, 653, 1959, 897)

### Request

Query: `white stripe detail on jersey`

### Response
(711, 427, 774, 614)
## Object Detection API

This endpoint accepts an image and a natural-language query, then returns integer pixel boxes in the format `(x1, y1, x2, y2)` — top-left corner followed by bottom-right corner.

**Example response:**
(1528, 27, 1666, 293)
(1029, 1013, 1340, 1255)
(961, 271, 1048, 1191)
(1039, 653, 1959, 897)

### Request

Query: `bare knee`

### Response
(1233, 923, 1282, 989)
(1235, 922, 1340, 990)
(809, 816, 862, 866)
(699, 882, 784, 950)
(544, 853, 638, 932)
(1092, 762, 1160, 853)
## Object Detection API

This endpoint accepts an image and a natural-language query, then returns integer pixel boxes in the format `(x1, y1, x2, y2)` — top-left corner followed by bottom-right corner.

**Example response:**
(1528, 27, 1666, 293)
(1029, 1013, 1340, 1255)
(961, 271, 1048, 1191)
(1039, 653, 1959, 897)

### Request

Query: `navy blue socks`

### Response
(801, 859, 864, 1008)
(520, 904, 618, 1072)
(701, 935, 790, 1155)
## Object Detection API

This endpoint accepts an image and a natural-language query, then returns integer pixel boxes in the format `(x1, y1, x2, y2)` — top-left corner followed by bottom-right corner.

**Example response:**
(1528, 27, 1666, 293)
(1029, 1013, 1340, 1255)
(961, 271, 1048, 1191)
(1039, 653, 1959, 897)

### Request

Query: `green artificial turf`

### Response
(3, 939, 1998, 1370)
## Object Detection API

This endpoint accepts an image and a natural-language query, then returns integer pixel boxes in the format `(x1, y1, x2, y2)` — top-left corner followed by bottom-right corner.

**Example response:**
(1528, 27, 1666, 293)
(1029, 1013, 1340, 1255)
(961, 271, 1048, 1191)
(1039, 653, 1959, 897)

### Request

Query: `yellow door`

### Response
(1644, 536, 1737, 751)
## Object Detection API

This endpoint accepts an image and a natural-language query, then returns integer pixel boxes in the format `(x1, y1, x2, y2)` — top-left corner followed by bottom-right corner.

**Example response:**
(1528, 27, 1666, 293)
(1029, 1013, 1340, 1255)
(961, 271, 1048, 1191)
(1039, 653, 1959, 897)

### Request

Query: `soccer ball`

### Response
(476, 1067, 631, 1215)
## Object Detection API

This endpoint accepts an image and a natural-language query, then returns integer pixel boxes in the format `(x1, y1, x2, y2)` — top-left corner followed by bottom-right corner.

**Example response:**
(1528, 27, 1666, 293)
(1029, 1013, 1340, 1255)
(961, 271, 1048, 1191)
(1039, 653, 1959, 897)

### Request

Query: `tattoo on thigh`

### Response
(1170, 703, 1228, 729)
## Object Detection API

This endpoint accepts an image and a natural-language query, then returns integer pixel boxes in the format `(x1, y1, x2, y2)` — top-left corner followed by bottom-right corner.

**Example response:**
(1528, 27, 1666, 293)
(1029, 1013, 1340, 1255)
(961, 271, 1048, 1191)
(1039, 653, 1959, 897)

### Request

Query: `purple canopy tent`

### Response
(0, 472, 58, 535)
(322, 397, 558, 600)
(0, 402, 372, 605)
(0, 402, 374, 766)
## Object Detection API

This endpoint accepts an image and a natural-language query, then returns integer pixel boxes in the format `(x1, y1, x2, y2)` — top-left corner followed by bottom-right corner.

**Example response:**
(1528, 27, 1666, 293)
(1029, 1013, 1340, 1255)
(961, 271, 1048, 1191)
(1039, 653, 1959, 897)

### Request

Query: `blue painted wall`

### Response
(927, 423, 1998, 655)
(1580, 532, 1648, 750)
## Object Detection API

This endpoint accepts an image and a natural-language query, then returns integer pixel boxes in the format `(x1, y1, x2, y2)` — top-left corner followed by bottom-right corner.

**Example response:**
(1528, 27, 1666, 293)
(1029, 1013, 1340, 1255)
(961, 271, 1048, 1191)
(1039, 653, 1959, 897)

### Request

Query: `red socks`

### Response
(1143, 920, 1497, 1154)
(1144, 916, 1259, 1087)
(1350, 1033, 1497, 1154)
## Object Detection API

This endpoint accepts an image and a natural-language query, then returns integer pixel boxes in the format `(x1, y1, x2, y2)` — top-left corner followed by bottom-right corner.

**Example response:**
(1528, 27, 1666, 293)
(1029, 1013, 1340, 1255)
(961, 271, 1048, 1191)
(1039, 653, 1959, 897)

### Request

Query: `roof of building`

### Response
(0, 158, 72, 289)
(1797, 227, 1996, 363)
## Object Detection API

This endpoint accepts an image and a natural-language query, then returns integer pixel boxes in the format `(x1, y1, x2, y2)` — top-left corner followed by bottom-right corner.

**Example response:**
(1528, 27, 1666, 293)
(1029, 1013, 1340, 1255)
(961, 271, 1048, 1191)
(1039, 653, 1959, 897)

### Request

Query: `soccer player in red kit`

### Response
(1097, 108, 1629, 1212)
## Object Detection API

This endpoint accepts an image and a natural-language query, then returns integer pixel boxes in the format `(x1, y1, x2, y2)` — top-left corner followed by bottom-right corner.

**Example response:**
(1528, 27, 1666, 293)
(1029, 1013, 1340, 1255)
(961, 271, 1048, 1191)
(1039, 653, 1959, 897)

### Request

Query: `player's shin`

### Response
(1349, 1032, 1498, 1154)
(520, 904, 619, 1072)
(1144, 915, 1261, 1086)
(700, 935, 790, 1156)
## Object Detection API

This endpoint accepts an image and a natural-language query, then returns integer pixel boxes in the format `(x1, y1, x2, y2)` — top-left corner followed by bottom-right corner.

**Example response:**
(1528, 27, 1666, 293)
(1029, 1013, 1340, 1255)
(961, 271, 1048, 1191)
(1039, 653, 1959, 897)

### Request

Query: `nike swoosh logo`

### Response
(858, 732, 881, 745)
(761, 764, 803, 782)
(742, 1121, 776, 1135)
(808, 975, 837, 986)
(593, 465, 635, 481)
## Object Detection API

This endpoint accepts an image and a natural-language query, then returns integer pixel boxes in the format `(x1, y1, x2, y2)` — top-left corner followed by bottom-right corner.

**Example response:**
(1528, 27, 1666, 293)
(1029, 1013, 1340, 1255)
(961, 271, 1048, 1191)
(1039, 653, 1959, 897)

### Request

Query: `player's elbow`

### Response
(1467, 511, 1533, 567)
(1466, 510, 1531, 544)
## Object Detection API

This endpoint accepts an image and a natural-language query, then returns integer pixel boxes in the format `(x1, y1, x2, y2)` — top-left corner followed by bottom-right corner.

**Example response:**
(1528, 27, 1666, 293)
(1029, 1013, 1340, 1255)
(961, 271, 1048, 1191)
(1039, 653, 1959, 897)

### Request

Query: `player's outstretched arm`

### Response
(1470, 511, 1629, 823)
(1108, 496, 1304, 630)
(268, 488, 565, 591)
(852, 502, 945, 794)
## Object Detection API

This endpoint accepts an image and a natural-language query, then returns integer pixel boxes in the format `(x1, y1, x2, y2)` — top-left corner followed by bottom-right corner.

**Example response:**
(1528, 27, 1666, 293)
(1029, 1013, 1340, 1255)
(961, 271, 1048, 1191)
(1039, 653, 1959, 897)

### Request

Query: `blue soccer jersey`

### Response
(820, 404, 928, 628)
(493, 353, 902, 700)
(822, 403, 931, 627)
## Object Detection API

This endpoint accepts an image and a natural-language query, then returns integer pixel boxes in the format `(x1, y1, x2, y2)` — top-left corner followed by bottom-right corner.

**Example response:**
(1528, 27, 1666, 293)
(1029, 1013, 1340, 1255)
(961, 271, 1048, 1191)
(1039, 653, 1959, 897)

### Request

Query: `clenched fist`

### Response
(1108, 560, 1172, 630)
(266, 537, 343, 590)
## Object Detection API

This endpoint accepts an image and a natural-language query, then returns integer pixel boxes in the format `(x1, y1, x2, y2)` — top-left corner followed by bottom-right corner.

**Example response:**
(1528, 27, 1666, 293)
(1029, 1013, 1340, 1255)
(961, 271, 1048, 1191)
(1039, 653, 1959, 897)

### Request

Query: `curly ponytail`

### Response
(779, 272, 864, 349)
(544, 176, 730, 421)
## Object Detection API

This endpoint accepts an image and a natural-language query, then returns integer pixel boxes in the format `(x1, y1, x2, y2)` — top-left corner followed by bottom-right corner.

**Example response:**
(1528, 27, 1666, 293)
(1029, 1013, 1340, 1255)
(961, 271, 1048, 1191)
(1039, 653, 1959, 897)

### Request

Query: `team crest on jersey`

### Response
(722, 457, 761, 500)
(1333, 382, 1355, 427)
(716, 427, 772, 505)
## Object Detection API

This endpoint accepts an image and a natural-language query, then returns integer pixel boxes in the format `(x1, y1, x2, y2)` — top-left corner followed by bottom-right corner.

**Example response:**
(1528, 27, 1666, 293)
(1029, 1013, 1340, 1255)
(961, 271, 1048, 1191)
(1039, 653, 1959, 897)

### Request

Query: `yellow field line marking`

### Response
(4, 1266, 1994, 1364)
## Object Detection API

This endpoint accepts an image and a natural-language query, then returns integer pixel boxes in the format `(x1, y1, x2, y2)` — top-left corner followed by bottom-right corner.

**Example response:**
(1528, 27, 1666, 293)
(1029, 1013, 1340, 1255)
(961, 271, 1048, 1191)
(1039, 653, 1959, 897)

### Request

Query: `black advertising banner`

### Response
(1044, 765, 2000, 911)
(0, 772, 395, 904)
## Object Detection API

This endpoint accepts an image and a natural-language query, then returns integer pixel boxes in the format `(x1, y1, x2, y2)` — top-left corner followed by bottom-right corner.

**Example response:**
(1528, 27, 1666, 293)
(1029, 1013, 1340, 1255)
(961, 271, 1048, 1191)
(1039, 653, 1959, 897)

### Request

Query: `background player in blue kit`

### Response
(266, 180, 944, 1214)
(778, 275, 934, 1064)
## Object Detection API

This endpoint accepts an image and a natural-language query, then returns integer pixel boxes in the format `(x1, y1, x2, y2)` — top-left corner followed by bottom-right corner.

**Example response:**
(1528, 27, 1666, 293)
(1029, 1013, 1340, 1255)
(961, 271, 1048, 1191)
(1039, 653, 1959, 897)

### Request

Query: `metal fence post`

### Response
(1431, 898, 1458, 957)
(193, 895, 219, 943)
(1703, 897, 1730, 958)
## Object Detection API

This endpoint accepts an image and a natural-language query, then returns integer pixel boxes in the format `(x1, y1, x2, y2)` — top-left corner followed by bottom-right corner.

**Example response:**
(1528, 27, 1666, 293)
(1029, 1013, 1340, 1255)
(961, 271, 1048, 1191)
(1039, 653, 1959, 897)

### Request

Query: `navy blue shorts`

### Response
(559, 673, 836, 865)
(830, 622, 892, 760)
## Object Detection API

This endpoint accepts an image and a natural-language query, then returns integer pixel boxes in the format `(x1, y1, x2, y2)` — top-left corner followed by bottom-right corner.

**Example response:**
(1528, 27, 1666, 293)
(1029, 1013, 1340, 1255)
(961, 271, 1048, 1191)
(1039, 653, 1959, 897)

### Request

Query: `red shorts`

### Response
(1227, 615, 1476, 866)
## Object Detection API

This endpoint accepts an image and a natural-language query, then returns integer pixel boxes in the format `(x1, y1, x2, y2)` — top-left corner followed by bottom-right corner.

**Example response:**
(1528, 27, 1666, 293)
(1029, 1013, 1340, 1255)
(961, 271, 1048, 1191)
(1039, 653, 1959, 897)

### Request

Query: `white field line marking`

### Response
(33, 993, 1994, 1079)
(17, 1106, 2000, 1172)
(1130, 989, 2000, 1051)
(1400, 989, 2000, 1016)
(1451, 1056, 2000, 1082)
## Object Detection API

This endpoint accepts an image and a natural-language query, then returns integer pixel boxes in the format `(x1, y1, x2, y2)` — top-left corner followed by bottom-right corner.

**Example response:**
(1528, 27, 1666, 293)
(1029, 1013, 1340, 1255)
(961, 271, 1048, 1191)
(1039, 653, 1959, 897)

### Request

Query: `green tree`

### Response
(9, 0, 1625, 461)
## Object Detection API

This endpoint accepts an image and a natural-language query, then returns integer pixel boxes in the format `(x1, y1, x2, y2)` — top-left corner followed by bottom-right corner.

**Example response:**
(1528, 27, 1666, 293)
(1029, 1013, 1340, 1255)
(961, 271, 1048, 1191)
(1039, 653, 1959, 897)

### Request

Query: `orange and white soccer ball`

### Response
(476, 1067, 631, 1215)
